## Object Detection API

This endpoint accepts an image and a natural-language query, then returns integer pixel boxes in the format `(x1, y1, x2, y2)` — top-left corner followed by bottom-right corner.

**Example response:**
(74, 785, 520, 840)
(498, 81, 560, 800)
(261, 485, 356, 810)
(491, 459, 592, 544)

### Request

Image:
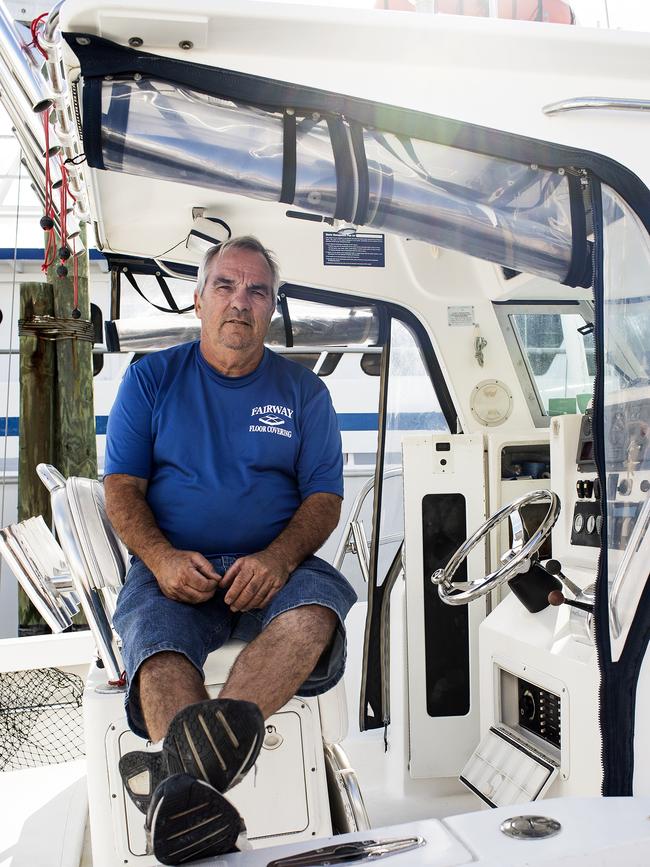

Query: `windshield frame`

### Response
(494, 299, 595, 427)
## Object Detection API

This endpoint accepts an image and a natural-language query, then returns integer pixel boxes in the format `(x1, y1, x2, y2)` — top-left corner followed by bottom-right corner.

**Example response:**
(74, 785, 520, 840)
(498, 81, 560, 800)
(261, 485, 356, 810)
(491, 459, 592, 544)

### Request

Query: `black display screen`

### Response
(422, 493, 470, 718)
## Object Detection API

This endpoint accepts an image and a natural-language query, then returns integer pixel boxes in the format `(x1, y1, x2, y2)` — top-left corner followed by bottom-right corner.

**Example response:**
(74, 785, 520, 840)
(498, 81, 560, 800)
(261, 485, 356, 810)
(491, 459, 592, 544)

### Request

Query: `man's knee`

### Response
(138, 650, 203, 686)
(271, 604, 337, 641)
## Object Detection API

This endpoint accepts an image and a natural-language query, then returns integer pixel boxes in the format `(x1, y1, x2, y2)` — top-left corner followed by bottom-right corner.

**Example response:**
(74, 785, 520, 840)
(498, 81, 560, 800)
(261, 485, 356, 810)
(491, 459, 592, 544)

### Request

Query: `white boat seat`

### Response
(36, 464, 126, 683)
(35, 463, 349, 746)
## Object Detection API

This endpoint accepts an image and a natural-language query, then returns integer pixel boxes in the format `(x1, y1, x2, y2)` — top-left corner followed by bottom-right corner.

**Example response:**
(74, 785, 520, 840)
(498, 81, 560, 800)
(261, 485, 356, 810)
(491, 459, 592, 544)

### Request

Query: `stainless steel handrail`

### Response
(333, 467, 403, 574)
(543, 97, 650, 116)
(41, 2, 90, 220)
(0, 1, 53, 112)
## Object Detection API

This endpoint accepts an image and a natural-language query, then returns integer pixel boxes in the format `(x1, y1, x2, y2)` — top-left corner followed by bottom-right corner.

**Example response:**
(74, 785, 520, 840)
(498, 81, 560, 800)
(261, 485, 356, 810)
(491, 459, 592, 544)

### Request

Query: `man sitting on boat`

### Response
(103, 235, 357, 865)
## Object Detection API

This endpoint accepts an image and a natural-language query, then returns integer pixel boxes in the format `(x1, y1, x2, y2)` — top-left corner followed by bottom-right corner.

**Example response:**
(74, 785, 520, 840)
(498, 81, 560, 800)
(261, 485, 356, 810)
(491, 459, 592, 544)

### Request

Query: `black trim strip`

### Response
(106, 254, 198, 278)
(493, 299, 582, 306)
(286, 210, 325, 223)
(82, 77, 104, 170)
(281, 281, 458, 433)
(459, 775, 498, 809)
(277, 290, 293, 347)
(63, 32, 650, 245)
(360, 314, 391, 731)
(280, 111, 296, 205)
(350, 120, 369, 226)
(326, 115, 355, 221)
(564, 173, 592, 288)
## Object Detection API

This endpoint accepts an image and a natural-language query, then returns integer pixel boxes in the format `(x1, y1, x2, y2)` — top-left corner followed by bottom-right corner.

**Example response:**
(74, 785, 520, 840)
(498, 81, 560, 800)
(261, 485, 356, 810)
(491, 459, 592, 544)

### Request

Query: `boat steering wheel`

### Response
(431, 489, 561, 605)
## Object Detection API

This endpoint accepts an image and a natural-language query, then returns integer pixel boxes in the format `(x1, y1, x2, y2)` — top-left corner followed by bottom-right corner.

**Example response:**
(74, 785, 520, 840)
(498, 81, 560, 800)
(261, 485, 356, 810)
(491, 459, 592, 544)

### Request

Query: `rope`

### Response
(18, 316, 94, 342)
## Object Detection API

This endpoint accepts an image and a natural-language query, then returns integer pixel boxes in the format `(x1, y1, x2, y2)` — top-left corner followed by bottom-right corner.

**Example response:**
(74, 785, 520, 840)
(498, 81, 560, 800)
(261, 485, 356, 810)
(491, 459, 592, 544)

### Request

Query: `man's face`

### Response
(195, 247, 275, 355)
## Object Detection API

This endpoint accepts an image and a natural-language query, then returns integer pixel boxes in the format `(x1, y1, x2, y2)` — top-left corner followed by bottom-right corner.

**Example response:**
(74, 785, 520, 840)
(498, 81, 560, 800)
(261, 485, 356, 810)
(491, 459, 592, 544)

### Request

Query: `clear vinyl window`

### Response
(99, 78, 582, 284)
(601, 187, 650, 661)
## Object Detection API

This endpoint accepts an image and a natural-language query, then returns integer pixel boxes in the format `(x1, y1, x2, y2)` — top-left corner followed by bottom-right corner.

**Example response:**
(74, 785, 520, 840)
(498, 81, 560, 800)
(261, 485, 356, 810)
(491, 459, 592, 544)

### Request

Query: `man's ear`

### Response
(194, 290, 201, 318)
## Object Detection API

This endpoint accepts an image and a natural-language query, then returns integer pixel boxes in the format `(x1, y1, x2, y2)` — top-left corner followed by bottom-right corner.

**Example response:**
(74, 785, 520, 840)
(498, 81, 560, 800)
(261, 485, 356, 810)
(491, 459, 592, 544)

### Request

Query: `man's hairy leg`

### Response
(219, 605, 337, 719)
(138, 651, 209, 741)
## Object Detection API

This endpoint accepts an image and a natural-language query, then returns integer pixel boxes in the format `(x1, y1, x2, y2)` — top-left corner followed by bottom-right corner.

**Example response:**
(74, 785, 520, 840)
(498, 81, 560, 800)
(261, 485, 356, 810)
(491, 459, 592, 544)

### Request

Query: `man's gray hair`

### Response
(196, 236, 281, 303)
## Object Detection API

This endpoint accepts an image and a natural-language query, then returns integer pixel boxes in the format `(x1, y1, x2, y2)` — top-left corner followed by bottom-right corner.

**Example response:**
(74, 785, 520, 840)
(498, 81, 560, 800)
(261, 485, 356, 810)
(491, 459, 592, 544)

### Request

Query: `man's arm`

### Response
(220, 492, 342, 612)
(104, 473, 220, 603)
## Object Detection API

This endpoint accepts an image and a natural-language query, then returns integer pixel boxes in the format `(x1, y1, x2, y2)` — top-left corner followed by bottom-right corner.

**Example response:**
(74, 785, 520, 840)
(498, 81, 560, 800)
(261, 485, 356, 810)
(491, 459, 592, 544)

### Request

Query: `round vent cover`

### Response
(470, 379, 513, 427)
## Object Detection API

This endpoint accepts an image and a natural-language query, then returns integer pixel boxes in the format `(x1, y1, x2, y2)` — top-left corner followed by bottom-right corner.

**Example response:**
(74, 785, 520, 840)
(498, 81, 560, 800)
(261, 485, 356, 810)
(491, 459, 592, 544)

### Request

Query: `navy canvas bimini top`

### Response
(104, 342, 343, 555)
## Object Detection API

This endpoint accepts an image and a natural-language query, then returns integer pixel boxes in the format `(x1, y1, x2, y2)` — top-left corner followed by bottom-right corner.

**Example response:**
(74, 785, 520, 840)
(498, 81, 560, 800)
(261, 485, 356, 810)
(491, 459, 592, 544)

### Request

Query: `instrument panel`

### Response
(604, 399, 650, 471)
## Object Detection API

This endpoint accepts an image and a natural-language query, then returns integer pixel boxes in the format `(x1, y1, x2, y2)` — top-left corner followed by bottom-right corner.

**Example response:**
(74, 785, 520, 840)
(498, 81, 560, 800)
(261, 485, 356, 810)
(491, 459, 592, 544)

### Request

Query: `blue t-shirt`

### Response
(104, 342, 343, 555)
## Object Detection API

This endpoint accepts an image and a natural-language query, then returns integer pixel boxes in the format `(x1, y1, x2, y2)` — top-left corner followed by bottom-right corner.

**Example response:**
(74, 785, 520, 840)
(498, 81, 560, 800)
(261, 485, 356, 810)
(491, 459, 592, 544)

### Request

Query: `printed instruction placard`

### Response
(323, 232, 385, 267)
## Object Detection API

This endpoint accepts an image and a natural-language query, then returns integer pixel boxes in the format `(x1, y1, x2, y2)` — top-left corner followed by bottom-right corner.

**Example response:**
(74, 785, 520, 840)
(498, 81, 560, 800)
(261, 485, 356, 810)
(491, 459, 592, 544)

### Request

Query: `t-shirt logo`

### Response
(249, 404, 294, 438)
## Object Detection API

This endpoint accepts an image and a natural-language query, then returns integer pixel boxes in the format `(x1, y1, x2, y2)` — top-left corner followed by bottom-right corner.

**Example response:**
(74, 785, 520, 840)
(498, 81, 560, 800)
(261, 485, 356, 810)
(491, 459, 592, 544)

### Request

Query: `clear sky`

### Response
(255, 0, 650, 32)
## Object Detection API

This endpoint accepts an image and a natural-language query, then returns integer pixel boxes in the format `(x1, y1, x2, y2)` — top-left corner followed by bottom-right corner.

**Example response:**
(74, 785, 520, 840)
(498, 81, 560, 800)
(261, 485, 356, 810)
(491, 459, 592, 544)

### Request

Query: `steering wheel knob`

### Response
(431, 569, 455, 592)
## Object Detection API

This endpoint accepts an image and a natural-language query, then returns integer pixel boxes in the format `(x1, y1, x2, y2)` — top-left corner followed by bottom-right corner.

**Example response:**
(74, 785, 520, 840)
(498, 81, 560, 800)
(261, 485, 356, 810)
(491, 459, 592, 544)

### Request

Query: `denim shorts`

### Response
(113, 554, 358, 739)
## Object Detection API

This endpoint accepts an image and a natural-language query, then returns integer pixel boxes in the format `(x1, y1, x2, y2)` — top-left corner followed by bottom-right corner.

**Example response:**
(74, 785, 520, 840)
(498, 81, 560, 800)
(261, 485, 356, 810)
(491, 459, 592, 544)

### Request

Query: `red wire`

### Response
(59, 159, 68, 251)
(29, 13, 49, 59)
(72, 237, 79, 310)
(42, 113, 51, 214)
(41, 113, 57, 273)
(42, 230, 56, 272)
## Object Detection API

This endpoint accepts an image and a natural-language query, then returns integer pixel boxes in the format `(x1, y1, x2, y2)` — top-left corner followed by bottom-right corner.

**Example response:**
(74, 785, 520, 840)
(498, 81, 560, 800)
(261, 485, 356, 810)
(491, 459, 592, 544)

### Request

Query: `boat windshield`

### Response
(496, 302, 594, 423)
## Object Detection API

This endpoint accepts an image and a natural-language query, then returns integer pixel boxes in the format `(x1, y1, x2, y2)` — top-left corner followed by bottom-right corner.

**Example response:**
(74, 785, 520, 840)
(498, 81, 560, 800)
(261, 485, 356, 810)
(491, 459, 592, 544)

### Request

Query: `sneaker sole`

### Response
(148, 773, 243, 865)
(164, 698, 264, 793)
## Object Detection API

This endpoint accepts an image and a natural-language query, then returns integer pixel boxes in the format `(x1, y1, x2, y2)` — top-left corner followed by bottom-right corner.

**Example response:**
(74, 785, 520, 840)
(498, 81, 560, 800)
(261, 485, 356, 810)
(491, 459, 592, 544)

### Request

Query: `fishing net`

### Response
(0, 668, 85, 771)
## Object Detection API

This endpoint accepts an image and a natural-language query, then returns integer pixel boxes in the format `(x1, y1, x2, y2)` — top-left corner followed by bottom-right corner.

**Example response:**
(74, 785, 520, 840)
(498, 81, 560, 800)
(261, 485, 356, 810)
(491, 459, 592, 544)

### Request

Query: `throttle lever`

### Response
(544, 559, 582, 597)
(547, 589, 594, 614)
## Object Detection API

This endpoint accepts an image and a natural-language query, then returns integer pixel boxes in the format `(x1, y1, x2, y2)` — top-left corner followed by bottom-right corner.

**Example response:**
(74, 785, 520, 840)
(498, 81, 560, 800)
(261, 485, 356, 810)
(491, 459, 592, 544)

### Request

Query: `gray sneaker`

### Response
(119, 698, 264, 813)
(146, 772, 246, 864)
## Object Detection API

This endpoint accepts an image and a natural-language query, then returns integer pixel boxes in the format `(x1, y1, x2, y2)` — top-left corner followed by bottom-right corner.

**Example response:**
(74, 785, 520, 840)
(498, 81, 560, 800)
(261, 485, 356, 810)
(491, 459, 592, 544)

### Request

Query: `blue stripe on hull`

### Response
(0, 411, 446, 436)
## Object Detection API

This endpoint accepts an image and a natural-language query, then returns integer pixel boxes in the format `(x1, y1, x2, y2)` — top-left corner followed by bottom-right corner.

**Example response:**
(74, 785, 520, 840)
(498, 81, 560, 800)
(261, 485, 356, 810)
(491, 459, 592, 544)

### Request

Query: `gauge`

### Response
(618, 478, 633, 496)
(586, 515, 596, 534)
(573, 513, 584, 534)
(609, 411, 626, 448)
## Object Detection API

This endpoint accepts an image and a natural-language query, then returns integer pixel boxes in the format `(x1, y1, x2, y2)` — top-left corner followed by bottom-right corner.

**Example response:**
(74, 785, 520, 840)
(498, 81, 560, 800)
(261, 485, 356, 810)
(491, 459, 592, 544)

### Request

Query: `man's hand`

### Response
(153, 549, 221, 604)
(221, 550, 290, 612)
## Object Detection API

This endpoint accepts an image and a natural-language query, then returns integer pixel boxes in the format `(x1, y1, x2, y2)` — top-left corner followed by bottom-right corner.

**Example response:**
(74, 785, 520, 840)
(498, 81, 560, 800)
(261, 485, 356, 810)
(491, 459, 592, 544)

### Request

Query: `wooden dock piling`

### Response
(17, 226, 97, 629)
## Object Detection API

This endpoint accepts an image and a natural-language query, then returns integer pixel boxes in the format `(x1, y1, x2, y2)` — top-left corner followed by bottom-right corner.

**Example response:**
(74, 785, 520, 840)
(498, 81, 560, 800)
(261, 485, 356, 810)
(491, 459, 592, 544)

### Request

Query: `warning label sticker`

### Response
(447, 306, 475, 327)
(323, 232, 385, 267)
